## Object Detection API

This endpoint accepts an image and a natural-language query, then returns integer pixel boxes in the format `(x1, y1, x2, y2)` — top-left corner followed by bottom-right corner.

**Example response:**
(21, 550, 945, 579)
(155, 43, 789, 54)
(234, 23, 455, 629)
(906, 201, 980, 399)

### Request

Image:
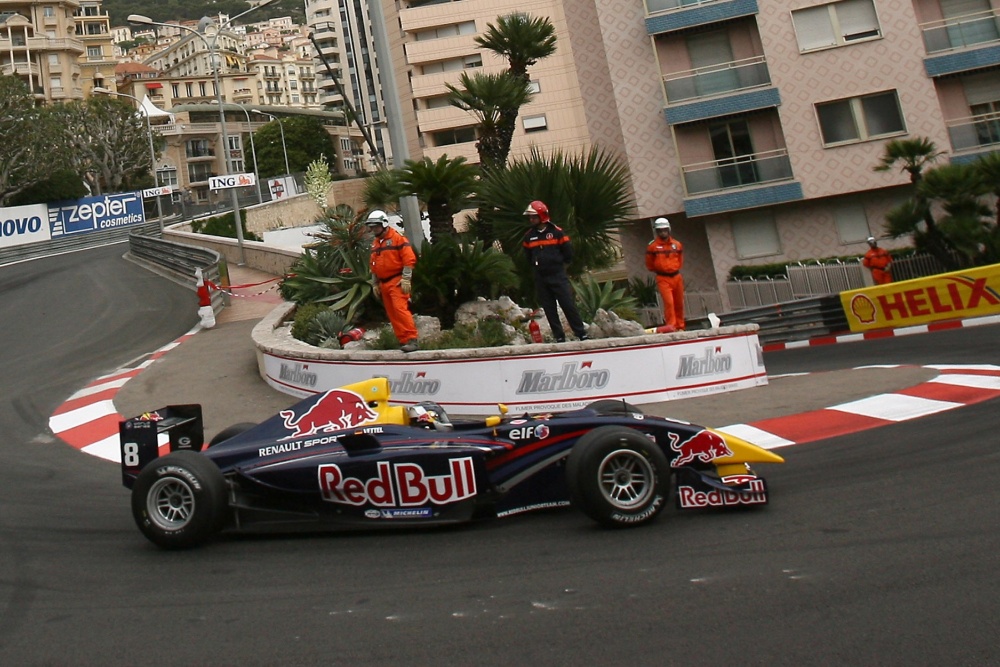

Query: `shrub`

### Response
(290, 303, 327, 342)
(573, 275, 639, 322)
(421, 318, 513, 350)
(190, 211, 260, 241)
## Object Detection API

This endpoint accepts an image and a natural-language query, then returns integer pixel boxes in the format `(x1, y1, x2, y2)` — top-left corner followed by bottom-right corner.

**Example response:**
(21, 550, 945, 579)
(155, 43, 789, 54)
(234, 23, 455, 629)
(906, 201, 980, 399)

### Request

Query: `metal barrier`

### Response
(788, 259, 867, 297)
(127, 232, 226, 312)
(0, 221, 161, 267)
(726, 277, 794, 310)
(691, 295, 849, 344)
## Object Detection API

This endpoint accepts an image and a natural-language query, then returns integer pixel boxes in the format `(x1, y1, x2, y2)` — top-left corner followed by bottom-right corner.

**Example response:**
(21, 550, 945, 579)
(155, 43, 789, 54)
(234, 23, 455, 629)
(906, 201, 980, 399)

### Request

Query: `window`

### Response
(44, 6, 55, 16)
(522, 115, 548, 132)
(792, 0, 881, 52)
(527, 80, 540, 94)
(199, 82, 207, 96)
(188, 163, 213, 182)
(431, 126, 477, 146)
(732, 210, 781, 259)
(414, 20, 477, 41)
(185, 83, 193, 97)
(420, 55, 482, 75)
(816, 91, 904, 145)
(425, 95, 451, 109)
(157, 168, 178, 187)
(171, 83, 180, 98)
(833, 202, 871, 244)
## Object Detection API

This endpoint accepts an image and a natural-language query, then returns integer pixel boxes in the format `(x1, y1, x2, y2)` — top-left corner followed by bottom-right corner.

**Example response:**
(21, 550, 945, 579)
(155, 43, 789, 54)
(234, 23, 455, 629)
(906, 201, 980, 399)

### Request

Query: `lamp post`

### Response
(129, 0, 278, 264)
(232, 104, 263, 203)
(251, 109, 290, 179)
(93, 86, 164, 232)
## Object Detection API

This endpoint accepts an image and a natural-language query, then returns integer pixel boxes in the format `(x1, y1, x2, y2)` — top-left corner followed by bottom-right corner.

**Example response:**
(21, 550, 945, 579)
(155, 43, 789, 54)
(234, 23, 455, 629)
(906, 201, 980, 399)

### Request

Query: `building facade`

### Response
(382, 0, 1000, 312)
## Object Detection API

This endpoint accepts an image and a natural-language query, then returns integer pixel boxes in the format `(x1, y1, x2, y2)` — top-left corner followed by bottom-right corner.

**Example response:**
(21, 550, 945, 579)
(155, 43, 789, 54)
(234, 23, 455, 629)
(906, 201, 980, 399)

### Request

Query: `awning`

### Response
(145, 82, 163, 90)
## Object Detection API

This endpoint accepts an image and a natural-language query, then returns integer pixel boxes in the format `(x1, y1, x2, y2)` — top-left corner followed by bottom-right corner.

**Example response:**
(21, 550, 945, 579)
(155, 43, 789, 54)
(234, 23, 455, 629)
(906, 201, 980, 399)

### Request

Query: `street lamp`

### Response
(230, 103, 263, 203)
(251, 108, 290, 180)
(93, 86, 163, 232)
(129, 0, 278, 264)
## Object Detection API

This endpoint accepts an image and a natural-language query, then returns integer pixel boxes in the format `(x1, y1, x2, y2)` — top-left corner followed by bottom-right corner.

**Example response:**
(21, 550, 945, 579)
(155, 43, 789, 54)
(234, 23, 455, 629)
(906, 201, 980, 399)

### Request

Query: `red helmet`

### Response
(522, 200, 550, 223)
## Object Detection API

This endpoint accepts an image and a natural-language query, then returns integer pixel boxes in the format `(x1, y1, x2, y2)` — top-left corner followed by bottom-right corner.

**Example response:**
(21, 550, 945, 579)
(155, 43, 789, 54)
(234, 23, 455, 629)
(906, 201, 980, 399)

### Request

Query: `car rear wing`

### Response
(118, 405, 204, 488)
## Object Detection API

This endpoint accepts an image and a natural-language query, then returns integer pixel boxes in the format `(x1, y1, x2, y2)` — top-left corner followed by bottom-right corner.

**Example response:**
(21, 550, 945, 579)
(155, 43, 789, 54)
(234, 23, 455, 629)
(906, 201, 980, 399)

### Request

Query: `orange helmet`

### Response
(522, 200, 550, 223)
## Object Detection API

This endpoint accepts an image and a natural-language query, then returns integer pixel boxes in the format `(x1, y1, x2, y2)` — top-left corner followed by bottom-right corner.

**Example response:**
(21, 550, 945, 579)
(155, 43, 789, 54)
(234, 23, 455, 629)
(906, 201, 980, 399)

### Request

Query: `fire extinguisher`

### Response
(528, 311, 543, 343)
(338, 327, 366, 346)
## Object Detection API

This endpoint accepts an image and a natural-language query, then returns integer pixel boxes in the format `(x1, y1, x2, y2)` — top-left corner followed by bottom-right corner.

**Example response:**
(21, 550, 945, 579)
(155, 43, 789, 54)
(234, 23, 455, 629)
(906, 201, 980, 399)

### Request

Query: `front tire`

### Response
(131, 451, 229, 549)
(567, 426, 671, 527)
(585, 399, 643, 415)
(208, 422, 256, 447)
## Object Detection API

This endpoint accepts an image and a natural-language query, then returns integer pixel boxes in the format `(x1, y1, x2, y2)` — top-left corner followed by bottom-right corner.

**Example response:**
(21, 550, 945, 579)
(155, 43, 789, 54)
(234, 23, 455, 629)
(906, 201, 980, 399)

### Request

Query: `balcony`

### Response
(1, 61, 41, 77)
(186, 148, 216, 160)
(922, 9, 1000, 76)
(663, 56, 770, 104)
(664, 86, 780, 125)
(646, 0, 759, 36)
(946, 111, 1000, 155)
(682, 149, 794, 195)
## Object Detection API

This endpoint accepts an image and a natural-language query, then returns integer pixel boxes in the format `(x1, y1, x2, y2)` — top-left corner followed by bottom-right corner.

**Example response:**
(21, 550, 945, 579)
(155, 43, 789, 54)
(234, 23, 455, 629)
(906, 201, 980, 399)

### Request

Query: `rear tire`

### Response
(131, 451, 228, 549)
(208, 422, 256, 447)
(567, 426, 671, 527)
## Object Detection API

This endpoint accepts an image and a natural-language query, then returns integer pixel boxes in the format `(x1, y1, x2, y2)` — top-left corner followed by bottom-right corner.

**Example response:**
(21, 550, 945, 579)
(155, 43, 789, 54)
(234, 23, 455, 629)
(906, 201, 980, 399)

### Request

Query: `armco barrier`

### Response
(0, 220, 160, 266)
(127, 232, 225, 312)
(691, 295, 849, 345)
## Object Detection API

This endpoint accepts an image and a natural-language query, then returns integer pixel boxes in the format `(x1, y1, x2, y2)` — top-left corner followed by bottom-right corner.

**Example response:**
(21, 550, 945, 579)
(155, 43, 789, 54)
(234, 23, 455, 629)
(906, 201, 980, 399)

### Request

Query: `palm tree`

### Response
(874, 137, 959, 270)
(398, 156, 479, 244)
(918, 162, 991, 266)
(447, 71, 533, 172)
(475, 146, 635, 281)
(362, 167, 406, 213)
(474, 12, 557, 168)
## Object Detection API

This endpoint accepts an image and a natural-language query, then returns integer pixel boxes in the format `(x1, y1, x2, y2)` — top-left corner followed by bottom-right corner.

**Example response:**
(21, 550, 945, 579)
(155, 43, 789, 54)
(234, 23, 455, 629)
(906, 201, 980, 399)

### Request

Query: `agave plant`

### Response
(572, 275, 639, 322)
(279, 243, 377, 323)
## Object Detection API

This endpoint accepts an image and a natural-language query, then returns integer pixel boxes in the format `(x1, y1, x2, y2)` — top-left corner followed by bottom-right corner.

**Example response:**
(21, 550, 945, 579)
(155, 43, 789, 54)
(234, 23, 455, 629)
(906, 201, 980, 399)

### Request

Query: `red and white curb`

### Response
(762, 313, 1000, 352)
(49, 326, 1000, 462)
(717, 364, 1000, 449)
(49, 326, 201, 462)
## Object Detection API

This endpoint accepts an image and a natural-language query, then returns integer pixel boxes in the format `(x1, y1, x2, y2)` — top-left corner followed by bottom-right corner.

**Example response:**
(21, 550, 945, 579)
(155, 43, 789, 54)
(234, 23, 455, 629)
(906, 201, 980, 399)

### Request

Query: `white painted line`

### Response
(82, 435, 122, 462)
(926, 364, 1000, 372)
(828, 393, 961, 422)
(69, 376, 131, 400)
(48, 399, 117, 433)
(929, 374, 1000, 390)
(717, 424, 796, 449)
(783, 340, 811, 349)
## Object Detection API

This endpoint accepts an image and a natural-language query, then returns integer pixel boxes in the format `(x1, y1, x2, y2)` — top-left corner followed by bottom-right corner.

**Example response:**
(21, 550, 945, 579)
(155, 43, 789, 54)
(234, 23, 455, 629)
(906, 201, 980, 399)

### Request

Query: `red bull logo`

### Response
(318, 458, 477, 507)
(669, 429, 733, 467)
(678, 478, 767, 508)
(279, 389, 378, 439)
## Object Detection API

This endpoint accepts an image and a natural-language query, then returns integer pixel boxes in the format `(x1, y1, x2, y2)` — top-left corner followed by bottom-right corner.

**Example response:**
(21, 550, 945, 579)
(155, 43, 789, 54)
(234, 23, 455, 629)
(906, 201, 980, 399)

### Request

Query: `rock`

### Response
(591, 309, 645, 338)
(414, 314, 442, 340)
(454, 296, 531, 326)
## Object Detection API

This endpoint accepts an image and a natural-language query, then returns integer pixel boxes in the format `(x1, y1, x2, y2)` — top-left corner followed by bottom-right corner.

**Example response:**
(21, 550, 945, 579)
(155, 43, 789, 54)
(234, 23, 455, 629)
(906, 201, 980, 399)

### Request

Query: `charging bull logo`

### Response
(279, 389, 378, 439)
(669, 429, 733, 467)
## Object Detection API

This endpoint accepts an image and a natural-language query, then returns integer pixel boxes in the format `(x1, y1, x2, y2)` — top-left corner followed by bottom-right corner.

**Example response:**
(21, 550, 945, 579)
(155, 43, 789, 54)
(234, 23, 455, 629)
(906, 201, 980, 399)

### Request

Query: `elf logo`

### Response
(508, 424, 550, 441)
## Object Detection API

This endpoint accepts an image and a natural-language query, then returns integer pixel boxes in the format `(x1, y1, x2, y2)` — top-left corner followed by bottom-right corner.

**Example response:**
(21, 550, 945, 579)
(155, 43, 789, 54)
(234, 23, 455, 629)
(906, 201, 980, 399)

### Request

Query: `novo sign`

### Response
(209, 173, 256, 190)
(0, 203, 50, 249)
(50, 192, 145, 235)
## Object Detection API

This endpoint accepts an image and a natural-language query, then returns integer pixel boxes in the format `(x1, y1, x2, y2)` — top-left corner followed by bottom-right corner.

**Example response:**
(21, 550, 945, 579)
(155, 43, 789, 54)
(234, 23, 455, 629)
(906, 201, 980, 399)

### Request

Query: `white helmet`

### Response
(654, 217, 671, 231)
(866, 236, 876, 244)
(366, 210, 389, 228)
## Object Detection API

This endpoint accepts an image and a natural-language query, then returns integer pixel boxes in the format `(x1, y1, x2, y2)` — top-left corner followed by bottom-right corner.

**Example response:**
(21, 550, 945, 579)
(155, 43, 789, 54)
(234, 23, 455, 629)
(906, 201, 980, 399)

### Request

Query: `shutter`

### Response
(793, 6, 837, 50)
(939, 0, 991, 19)
(837, 0, 880, 41)
(963, 71, 1000, 105)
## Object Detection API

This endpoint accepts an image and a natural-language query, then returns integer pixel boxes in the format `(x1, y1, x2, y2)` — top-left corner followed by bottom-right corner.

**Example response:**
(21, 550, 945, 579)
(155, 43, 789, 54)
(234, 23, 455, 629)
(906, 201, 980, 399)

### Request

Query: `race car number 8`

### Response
(122, 442, 140, 467)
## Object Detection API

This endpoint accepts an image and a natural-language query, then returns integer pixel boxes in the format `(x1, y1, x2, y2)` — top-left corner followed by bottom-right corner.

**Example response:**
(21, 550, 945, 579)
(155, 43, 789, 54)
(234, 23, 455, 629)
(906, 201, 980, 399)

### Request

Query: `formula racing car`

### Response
(119, 378, 784, 549)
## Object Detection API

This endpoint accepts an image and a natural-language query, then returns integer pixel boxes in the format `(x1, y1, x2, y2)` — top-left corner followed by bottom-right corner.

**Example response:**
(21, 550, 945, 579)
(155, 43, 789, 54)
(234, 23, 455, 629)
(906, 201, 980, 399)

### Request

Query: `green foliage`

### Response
(100, 0, 302, 30)
(475, 12, 558, 78)
(304, 157, 332, 210)
(279, 216, 377, 323)
(446, 71, 533, 171)
(307, 309, 349, 348)
(421, 318, 514, 350)
(573, 275, 639, 322)
(190, 211, 260, 241)
(249, 116, 337, 178)
(625, 276, 659, 307)
(366, 326, 401, 350)
(363, 168, 406, 212)
(290, 303, 327, 342)
(7, 168, 88, 206)
(410, 235, 520, 328)
(398, 155, 479, 244)
(474, 146, 634, 276)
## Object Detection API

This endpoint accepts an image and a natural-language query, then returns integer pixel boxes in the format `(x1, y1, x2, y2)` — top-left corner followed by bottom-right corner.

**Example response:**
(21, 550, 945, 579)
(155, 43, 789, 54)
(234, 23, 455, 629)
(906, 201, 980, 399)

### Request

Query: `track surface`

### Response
(1, 246, 998, 665)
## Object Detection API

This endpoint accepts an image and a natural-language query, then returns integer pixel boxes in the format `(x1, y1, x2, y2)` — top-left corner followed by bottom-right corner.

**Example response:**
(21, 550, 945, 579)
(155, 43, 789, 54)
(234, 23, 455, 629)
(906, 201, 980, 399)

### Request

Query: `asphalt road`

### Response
(1, 246, 998, 665)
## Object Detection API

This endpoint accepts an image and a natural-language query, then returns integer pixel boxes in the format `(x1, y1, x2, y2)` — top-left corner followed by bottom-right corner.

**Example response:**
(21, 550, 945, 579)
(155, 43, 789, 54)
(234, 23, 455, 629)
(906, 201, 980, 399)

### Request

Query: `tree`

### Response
(475, 146, 635, 284)
(874, 137, 959, 270)
(7, 168, 89, 206)
(397, 156, 479, 244)
(62, 96, 157, 194)
(249, 116, 337, 177)
(0, 77, 69, 205)
(474, 12, 557, 169)
(362, 167, 406, 213)
(447, 71, 533, 172)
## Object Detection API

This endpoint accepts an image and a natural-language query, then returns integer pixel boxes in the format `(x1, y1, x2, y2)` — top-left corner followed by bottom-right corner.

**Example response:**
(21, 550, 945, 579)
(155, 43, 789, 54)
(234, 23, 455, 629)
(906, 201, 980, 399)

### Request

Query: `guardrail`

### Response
(690, 295, 848, 345)
(127, 233, 226, 312)
(0, 221, 161, 267)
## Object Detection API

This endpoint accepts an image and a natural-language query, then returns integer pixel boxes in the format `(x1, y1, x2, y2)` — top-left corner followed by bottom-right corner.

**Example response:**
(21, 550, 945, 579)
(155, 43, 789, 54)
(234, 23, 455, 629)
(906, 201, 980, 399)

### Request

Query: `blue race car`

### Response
(119, 378, 784, 549)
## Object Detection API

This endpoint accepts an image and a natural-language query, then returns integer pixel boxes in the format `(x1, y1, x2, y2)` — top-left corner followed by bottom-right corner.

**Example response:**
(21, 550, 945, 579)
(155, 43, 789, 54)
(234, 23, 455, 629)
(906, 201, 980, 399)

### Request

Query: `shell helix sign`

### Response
(840, 264, 1000, 332)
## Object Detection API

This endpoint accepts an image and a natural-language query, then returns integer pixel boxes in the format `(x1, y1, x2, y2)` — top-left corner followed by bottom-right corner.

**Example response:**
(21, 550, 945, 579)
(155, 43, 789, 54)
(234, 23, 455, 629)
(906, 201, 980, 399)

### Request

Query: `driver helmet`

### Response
(522, 200, 550, 224)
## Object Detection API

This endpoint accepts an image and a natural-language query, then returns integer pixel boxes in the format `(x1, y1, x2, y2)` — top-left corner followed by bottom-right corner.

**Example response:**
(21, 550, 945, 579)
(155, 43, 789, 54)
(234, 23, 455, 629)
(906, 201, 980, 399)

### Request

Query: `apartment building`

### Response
(383, 0, 1000, 312)
(306, 0, 391, 164)
(73, 0, 115, 94)
(0, 0, 104, 102)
